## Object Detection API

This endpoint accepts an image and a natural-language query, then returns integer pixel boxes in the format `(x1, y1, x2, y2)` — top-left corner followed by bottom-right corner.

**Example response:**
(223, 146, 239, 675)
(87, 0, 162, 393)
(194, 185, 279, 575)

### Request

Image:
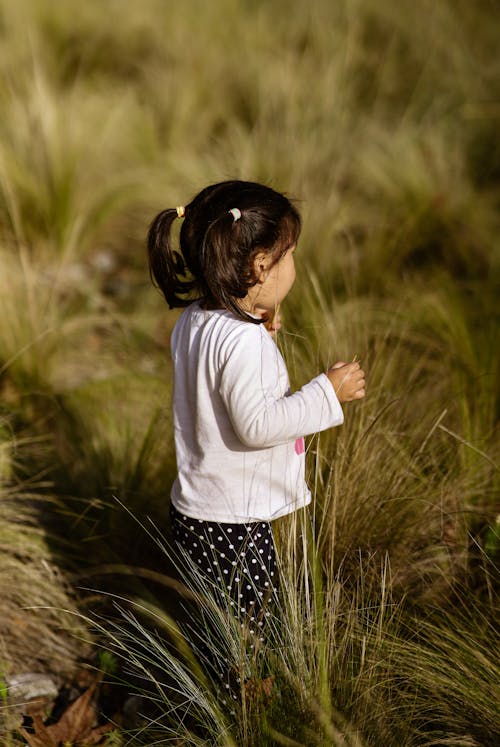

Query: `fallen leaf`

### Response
(20, 714, 57, 747)
(20, 679, 114, 746)
(46, 682, 98, 742)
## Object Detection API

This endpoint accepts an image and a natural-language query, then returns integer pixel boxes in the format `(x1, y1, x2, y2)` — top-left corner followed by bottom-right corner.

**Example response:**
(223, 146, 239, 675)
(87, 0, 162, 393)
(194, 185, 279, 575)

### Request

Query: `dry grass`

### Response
(0, 429, 89, 681)
(0, 0, 498, 743)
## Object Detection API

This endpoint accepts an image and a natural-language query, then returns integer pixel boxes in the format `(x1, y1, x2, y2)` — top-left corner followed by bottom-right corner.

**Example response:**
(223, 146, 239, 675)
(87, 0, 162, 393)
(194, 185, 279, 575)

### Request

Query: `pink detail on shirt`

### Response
(294, 437, 305, 455)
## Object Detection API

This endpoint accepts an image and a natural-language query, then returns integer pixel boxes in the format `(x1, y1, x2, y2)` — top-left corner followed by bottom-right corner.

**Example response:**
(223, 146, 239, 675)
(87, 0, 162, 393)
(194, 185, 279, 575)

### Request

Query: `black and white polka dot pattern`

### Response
(170, 504, 277, 644)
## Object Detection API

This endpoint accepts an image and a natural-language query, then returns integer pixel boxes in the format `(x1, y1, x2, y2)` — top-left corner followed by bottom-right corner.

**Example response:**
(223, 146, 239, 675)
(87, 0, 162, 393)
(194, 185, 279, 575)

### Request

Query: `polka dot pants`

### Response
(170, 504, 277, 643)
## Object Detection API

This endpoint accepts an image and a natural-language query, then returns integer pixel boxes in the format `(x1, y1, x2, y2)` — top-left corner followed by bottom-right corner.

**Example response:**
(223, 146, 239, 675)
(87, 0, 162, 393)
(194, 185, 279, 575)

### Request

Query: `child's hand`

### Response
(262, 305, 281, 337)
(326, 361, 366, 403)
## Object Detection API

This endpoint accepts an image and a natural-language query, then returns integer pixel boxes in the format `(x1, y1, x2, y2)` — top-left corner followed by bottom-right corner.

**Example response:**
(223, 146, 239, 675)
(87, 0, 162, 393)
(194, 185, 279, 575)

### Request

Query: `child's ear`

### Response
(253, 252, 270, 282)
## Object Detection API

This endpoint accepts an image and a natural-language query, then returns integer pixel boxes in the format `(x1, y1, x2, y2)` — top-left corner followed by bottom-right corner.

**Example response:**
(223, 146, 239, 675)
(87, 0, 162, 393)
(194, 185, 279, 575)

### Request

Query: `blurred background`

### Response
(0, 0, 498, 744)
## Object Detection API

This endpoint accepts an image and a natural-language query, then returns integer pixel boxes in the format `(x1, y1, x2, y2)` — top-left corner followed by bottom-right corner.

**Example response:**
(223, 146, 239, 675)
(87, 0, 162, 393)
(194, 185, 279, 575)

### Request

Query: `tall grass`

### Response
(0, 425, 89, 710)
(78, 501, 497, 746)
(285, 275, 498, 576)
(0, 0, 498, 743)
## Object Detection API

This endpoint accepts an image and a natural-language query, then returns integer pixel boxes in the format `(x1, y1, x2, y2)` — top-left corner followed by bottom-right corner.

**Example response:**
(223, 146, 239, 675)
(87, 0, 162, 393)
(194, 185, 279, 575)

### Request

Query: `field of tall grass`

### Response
(0, 0, 498, 744)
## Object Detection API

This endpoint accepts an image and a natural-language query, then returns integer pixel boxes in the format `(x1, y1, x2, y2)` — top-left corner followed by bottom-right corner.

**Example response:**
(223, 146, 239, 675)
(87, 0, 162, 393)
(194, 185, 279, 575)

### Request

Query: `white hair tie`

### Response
(228, 208, 241, 222)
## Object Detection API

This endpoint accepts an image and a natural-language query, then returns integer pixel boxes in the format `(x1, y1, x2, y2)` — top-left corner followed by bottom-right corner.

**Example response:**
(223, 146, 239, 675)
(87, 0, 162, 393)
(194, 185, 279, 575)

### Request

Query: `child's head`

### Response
(147, 180, 301, 322)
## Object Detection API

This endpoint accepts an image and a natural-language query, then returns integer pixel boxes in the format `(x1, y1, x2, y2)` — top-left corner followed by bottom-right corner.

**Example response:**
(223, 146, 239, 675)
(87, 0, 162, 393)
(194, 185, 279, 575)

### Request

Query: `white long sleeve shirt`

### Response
(170, 302, 344, 523)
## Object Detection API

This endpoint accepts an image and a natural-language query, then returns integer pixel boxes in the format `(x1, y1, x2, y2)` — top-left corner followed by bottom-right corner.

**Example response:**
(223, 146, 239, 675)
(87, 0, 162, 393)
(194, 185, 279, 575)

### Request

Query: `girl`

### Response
(147, 180, 365, 649)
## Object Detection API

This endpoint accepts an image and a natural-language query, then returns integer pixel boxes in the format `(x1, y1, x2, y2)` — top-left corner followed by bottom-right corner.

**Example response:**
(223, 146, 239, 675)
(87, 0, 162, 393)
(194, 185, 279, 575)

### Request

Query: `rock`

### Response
(7, 672, 58, 709)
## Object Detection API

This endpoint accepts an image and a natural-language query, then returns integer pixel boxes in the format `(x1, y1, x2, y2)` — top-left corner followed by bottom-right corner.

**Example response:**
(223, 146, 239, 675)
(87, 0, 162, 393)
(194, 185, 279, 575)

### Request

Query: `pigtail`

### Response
(147, 208, 195, 308)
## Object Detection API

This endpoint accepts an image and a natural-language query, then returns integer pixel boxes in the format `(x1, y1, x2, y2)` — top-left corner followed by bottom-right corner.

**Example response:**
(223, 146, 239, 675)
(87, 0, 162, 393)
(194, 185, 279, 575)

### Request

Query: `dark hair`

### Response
(147, 180, 301, 323)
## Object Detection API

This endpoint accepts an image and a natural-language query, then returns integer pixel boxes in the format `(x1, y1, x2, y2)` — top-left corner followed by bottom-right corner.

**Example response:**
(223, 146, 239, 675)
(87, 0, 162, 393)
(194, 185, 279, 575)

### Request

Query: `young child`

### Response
(147, 180, 365, 647)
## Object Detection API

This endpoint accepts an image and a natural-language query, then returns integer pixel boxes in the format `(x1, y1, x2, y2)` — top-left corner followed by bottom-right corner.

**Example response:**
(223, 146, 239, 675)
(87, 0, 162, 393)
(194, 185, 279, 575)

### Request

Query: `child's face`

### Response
(248, 244, 297, 313)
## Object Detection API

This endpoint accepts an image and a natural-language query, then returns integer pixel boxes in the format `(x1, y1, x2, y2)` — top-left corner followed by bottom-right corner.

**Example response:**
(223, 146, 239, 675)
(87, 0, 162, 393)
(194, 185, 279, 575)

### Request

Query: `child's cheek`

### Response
(294, 437, 305, 455)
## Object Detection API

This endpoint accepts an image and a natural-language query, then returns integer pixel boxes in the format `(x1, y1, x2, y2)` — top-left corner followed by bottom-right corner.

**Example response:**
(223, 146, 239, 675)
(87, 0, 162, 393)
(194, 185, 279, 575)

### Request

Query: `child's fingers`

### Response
(333, 364, 364, 383)
(265, 305, 282, 336)
(267, 318, 282, 337)
(330, 361, 361, 372)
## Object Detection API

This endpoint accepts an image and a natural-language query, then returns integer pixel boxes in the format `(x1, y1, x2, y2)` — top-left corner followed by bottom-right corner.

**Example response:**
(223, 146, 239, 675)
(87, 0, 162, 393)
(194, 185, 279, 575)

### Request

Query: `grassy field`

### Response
(0, 0, 498, 744)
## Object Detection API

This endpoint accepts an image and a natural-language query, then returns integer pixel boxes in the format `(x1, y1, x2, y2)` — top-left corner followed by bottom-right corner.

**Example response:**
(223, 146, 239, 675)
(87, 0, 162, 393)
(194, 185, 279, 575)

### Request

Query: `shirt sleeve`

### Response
(218, 326, 344, 449)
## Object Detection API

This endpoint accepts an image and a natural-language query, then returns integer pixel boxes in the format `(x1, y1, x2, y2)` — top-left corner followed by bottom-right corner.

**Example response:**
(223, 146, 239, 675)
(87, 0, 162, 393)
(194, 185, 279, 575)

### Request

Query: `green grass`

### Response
(0, 0, 498, 743)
